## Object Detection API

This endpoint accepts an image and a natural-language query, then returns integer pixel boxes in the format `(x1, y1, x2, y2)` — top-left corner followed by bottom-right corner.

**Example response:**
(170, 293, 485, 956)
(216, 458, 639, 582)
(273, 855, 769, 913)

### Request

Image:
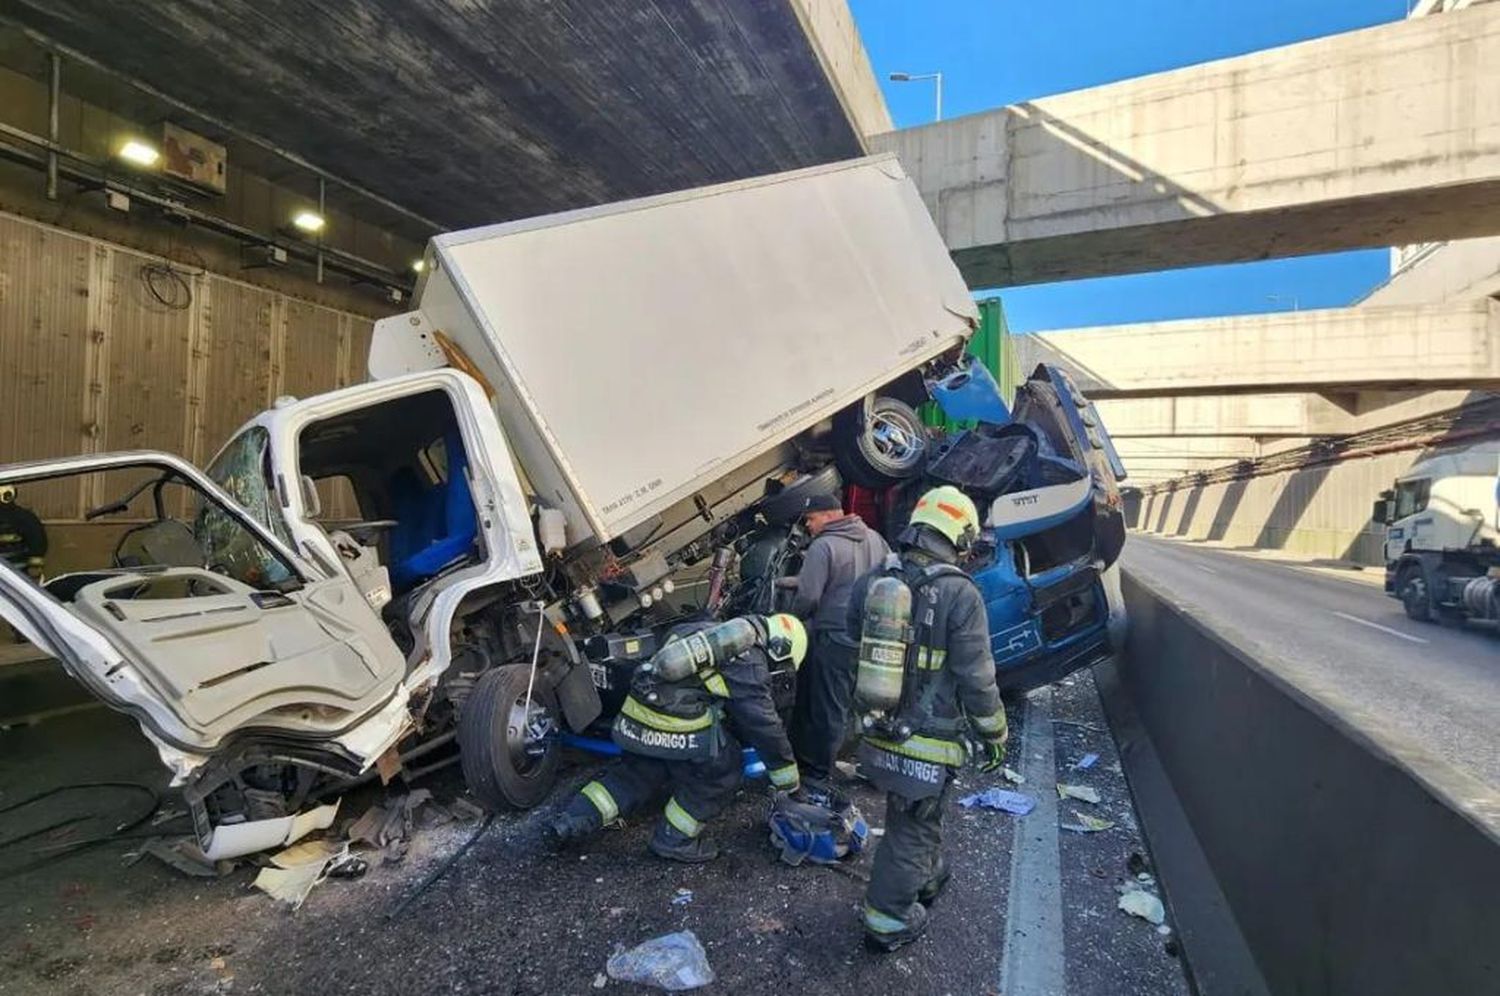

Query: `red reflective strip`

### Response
(935, 502, 968, 520)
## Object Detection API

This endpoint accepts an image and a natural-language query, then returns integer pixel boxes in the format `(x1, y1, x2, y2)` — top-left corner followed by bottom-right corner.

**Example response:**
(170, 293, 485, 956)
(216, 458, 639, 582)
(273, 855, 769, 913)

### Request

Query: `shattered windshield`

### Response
(199, 428, 296, 587)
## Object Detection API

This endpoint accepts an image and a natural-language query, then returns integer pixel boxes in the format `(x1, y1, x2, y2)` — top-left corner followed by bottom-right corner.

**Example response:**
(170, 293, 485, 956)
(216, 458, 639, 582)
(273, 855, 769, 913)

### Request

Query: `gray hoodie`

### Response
(791, 515, 891, 640)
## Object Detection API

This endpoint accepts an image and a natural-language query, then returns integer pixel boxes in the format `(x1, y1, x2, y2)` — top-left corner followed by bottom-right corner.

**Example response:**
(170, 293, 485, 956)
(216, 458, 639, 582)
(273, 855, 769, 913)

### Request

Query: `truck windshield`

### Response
(200, 427, 297, 586)
(1394, 478, 1431, 519)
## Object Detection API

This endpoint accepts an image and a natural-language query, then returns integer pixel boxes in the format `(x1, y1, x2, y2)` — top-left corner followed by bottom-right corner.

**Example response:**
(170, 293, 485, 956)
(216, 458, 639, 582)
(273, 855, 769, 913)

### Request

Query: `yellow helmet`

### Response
(909, 485, 981, 550)
(763, 613, 809, 669)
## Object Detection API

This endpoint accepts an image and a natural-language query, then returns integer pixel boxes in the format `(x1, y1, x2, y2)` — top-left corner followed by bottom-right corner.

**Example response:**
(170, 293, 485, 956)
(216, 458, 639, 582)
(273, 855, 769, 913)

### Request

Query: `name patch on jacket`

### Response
(613, 714, 714, 761)
(858, 741, 947, 799)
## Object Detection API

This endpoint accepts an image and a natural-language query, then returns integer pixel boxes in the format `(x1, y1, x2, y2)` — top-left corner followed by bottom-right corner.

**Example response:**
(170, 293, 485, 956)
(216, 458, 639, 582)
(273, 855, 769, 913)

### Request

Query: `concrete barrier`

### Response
(1100, 570, 1500, 996)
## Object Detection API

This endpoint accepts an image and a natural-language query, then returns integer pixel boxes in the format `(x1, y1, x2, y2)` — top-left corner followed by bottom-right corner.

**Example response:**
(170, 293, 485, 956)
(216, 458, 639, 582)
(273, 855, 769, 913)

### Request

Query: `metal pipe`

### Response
(45, 51, 59, 201)
(6, 21, 444, 234)
(316, 177, 325, 285)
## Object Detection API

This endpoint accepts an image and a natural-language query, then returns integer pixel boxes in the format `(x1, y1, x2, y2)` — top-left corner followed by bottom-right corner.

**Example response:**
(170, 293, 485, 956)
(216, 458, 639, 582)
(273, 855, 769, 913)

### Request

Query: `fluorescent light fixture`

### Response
(118, 139, 160, 167)
(411, 259, 426, 273)
(292, 210, 325, 234)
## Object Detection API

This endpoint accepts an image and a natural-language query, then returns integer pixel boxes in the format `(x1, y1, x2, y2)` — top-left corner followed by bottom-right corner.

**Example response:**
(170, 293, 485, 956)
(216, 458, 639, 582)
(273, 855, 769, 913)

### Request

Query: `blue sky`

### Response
(848, 0, 1412, 331)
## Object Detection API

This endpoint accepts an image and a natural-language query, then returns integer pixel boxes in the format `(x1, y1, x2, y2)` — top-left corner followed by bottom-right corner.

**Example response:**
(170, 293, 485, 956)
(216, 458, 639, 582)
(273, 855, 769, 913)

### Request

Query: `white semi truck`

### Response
(1374, 439, 1500, 630)
(0, 155, 1126, 857)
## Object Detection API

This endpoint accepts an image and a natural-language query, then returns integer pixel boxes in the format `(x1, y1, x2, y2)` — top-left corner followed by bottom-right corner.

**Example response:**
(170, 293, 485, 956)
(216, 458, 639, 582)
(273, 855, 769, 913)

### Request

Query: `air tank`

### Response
(855, 575, 912, 715)
(642, 616, 762, 682)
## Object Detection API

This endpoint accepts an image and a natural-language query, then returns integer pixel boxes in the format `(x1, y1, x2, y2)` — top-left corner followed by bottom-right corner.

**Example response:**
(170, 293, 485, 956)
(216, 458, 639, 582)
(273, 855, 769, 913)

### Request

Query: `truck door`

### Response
(0, 453, 409, 763)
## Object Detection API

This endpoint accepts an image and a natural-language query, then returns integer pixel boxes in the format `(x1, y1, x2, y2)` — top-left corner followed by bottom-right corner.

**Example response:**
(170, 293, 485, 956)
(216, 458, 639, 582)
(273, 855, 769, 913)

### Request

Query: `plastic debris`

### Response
(593, 973, 608, 989)
(254, 839, 349, 908)
(1057, 784, 1102, 805)
(1060, 811, 1115, 833)
(606, 930, 715, 991)
(1074, 753, 1099, 770)
(958, 788, 1036, 816)
(1000, 766, 1026, 785)
(1118, 889, 1166, 926)
(671, 888, 694, 906)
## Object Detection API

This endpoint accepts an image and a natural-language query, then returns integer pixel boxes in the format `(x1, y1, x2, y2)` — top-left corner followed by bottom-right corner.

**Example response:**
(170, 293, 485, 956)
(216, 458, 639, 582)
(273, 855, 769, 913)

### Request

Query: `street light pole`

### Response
(889, 71, 943, 122)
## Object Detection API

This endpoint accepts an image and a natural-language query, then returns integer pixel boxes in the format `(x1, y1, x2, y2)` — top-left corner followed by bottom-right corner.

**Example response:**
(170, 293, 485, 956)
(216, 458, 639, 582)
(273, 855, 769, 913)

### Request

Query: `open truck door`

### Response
(0, 452, 412, 858)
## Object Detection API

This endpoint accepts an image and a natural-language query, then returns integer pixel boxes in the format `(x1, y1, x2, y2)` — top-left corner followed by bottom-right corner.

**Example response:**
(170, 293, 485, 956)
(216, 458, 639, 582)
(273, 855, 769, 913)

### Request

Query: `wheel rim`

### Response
(1402, 573, 1429, 616)
(869, 408, 924, 470)
(503, 693, 554, 777)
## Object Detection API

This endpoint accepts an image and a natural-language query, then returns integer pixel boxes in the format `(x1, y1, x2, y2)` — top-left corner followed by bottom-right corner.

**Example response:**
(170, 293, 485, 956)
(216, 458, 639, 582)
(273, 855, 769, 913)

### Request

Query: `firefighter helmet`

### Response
(908, 485, 981, 551)
(764, 613, 808, 668)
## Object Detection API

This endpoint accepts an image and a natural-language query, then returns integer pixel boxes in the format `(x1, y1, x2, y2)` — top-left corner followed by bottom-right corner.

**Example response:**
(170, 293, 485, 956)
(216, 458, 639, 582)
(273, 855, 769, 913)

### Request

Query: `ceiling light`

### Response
(117, 139, 160, 167)
(292, 210, 325, 234)
(411, 259, 426, 273)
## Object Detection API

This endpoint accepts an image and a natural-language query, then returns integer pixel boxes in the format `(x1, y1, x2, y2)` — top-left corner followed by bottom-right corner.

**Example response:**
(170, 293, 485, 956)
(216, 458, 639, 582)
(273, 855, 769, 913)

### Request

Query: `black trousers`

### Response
(865, 780, 951, 928)
(790, 631, 858, 784)
(567, 739, 742, 838)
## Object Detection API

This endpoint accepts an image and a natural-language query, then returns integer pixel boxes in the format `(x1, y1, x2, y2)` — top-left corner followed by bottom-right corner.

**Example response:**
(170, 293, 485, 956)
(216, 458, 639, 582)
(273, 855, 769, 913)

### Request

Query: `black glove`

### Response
(978, 737, 1006, 773)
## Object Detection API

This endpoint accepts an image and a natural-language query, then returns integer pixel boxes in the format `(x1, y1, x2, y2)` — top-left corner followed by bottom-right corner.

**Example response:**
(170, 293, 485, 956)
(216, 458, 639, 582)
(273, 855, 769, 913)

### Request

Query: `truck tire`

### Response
(753, 464, 843, 525)
(1396, 564, 1435, 623)
(832, 396, 928, 488)
(458, 664, 561, 811)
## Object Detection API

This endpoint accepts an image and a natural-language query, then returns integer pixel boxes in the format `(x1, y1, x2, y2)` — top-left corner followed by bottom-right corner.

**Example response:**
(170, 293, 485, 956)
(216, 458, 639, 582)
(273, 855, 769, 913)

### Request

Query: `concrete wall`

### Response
(1366, 235, 1500, 307)
(0, 209, 373, 523)
(1130, 448, 1429, 564)
(1107, 573, 1500, 996)
(874, 5, 1500, 287)
(1015, 301, 1500, 398)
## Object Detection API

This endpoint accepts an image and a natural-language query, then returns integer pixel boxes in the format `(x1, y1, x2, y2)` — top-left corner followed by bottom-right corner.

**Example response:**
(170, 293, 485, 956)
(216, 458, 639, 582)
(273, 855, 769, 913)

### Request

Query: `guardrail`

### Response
(1099, 570, 1500, 996)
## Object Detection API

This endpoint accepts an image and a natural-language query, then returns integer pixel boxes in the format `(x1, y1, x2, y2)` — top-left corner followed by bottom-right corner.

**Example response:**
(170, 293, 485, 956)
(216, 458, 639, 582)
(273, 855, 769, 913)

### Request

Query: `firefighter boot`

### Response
(543, 805, 601, 851)
(647, 821, 720, 864)
(863, 901, 930, 954)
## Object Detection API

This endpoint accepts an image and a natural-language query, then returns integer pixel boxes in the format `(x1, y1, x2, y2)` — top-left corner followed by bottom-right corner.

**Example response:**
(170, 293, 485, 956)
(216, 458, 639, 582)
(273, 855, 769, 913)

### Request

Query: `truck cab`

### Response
(1375, 441, 1500, 628)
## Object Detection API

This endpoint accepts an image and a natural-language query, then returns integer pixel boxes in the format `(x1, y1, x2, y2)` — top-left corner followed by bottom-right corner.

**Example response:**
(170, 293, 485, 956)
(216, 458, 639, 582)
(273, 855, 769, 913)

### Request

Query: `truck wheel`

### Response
(1397, 565, 1434, 623)
(458, 664, 561, 811)
(832, 396, 928, 488)
(754, 464, 843, 525)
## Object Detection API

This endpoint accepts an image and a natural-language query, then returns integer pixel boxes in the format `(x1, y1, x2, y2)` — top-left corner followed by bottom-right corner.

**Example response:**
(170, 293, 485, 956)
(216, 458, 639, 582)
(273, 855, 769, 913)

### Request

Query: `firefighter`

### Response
(0, 486, 46, 581)
(787, 492, 890, 795)
(848, 485, 1008, 952)
(547, 613, 808, 863)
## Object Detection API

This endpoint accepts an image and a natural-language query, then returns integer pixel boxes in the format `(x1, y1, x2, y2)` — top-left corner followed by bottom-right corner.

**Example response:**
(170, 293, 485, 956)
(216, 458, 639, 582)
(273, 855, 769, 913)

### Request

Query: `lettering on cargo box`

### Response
(756, 388, 836, 434)
(601, 478, 664, 516)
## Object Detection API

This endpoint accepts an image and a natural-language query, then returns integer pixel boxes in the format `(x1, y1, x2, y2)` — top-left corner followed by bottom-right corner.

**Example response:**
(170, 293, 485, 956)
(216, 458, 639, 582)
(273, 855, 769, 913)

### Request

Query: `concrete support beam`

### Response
(1364, 235, 1500, 307)
(873, 6, 1500, 286)
(1017, 301, 1500, 398)
(789, 0, 893, 143)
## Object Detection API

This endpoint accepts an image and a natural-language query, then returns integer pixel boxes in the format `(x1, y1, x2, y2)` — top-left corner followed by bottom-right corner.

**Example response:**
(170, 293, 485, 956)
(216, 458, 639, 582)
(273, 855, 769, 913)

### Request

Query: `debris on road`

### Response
(253, 838, 350, 909)
(671, 888, 694, 906)
(1118, 889, 1167, 926)
(1057, 784, 1102, 804)
(606, 930, 715, 991)
(1000, 766, 1026, 785)
(1074, 753, 1099, 770)
(1060, 811, 1115, 833)
(958, 788, 1036, 816)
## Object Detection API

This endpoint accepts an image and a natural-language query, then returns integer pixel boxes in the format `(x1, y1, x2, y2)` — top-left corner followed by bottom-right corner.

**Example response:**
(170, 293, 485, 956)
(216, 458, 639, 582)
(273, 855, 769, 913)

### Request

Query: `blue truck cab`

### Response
(928, 363, 1128, 691)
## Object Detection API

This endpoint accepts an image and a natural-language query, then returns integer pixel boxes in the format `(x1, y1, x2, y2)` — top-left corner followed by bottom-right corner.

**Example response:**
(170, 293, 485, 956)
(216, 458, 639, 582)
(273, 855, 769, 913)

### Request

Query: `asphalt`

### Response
(1124, 533, 1500, 790)
(0, 668, 1187, 995)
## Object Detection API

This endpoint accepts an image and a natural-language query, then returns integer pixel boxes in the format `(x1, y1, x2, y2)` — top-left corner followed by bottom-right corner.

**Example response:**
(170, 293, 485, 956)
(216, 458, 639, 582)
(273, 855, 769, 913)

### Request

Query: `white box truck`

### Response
(0, 156, 991, 854)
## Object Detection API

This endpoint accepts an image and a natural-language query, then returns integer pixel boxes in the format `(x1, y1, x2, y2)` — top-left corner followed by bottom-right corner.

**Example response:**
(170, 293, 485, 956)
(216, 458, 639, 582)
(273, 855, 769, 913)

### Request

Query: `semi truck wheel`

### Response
(832, 396, 928, 488)
(1397, 564, 1435, 623)
(458, 663, 561, 810)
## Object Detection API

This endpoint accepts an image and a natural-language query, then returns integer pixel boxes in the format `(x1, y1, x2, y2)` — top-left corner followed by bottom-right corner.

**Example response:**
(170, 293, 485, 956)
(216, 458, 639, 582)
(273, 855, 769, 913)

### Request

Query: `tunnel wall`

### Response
(1106, 569, 1500, 996)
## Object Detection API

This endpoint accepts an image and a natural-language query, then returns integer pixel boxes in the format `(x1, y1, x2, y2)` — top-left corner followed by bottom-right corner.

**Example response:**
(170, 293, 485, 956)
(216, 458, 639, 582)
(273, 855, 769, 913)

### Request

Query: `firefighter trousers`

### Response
(567, 738, 743, 839)
(790, 631, 858, 784)
(864, 779, 952, 929)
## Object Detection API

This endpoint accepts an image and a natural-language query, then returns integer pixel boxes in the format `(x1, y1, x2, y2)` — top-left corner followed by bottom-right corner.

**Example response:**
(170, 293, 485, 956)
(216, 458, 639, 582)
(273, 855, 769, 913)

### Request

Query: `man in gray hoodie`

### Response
(787, 492, 891, 790)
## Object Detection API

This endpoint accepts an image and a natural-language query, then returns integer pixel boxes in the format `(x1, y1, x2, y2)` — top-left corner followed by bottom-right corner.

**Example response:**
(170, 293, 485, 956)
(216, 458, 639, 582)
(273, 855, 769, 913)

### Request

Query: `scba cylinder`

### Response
(645, 617, 762, 682)
(855, 575, 912, 714)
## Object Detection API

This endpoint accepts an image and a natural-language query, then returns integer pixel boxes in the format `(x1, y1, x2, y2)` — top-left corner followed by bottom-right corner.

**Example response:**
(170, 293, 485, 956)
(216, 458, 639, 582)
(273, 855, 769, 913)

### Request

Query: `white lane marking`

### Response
(1194, 564, 1218, 575)
(1330, 611, 1428, 644)
(999, 686, 1067, 996)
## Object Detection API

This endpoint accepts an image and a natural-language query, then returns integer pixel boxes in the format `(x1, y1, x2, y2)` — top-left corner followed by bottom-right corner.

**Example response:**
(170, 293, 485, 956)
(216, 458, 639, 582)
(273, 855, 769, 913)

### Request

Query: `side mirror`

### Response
(1371, 496, 1393, 526)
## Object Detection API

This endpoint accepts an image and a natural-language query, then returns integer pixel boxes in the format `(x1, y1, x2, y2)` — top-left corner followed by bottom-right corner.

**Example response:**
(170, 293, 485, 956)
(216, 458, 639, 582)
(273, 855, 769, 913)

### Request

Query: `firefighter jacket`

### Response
(612, 627, 801, 791)
(847, 550, 1007, 798)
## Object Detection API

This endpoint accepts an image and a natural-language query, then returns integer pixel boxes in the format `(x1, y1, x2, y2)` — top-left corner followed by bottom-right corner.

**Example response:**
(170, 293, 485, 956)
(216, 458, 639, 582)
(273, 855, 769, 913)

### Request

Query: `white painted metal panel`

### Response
(423, 154, 976, 541)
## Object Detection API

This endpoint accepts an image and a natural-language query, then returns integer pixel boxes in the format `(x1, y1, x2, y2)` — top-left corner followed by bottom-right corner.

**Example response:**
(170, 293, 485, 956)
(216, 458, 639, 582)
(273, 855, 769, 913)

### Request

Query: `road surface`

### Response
(1124, 534, 1500, 790)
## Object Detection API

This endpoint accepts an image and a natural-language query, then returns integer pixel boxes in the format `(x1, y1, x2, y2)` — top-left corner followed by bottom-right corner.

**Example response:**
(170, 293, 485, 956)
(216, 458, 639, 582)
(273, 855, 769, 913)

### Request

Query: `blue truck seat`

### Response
(388, 433, 478, 591)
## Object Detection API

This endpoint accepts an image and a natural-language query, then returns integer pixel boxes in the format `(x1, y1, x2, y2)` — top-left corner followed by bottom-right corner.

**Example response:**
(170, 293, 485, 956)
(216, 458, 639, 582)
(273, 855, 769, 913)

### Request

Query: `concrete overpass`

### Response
(872, 4, 1500, 287)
